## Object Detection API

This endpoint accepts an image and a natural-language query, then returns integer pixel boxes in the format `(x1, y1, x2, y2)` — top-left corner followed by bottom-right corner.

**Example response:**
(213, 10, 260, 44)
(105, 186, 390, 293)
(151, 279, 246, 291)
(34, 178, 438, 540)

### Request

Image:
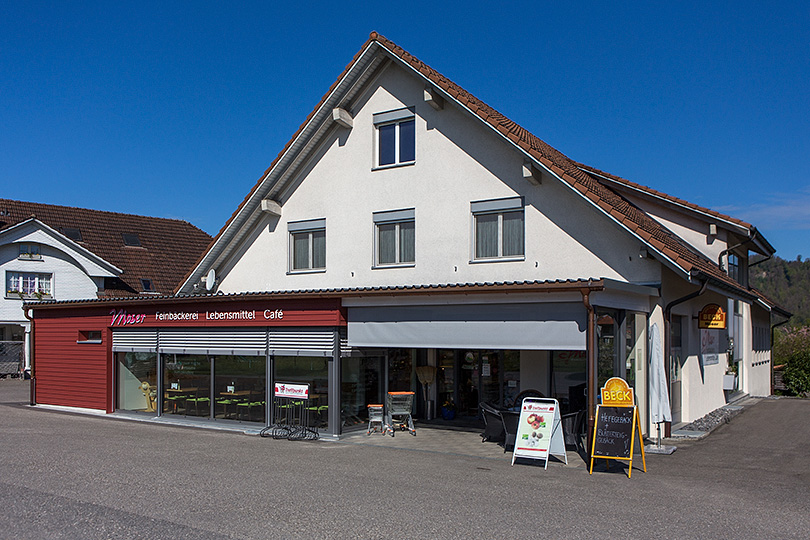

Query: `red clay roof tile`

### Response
(0, 199, 211, 297)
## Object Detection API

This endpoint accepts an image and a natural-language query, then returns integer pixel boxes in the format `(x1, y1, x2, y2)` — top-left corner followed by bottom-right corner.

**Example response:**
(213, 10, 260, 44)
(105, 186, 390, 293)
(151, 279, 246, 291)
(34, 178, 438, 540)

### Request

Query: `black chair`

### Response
(514, 389, 545, 406)
(500, 410, 520, 452)
(479, 402, 505, 443)
(562, 409, 586, 452)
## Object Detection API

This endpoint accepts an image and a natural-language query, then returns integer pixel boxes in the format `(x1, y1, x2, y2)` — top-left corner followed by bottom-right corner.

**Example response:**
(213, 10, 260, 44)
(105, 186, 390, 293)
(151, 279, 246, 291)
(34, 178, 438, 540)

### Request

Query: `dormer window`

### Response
(374, 108, 415, 168)
(726, 253, 747, 287)
(727, 253, 739, 282)
(122, 233, 141, 247)
(61, 227, 83, 242)
(18, 244, 41, 260)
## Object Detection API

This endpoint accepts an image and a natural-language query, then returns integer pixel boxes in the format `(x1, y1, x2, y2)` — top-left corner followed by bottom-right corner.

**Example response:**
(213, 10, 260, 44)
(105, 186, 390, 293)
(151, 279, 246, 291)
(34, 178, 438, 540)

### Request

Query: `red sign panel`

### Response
(103, 298, 345, 328)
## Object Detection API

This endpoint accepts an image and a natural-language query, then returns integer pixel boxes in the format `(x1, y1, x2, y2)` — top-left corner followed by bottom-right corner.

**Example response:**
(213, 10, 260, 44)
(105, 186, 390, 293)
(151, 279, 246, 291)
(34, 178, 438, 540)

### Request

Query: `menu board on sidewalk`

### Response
(592, 406, 635, 458)
(589, 377, 646, 478)
(510, 398, 567, 469)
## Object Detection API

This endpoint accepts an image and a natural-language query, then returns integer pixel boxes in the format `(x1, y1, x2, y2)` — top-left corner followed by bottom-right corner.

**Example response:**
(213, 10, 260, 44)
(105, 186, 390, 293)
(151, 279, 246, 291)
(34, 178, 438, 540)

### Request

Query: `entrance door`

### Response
(436, 349, 509, 417)
(340, 355, 384, 431)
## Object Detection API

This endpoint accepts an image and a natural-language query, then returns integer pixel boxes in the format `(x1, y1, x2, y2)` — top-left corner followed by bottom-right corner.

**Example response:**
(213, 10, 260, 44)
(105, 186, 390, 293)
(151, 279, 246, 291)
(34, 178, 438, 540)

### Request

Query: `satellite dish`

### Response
(205, 268, 216, 291)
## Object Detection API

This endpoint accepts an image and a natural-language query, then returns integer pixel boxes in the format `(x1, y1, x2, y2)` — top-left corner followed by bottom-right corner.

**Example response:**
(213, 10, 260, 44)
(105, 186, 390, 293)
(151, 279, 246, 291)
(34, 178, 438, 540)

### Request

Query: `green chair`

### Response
(185, 389, 210, 417)
(165, 393, 187, 414)
(236, 392, 265, 422)
(215, 396, 237, 419)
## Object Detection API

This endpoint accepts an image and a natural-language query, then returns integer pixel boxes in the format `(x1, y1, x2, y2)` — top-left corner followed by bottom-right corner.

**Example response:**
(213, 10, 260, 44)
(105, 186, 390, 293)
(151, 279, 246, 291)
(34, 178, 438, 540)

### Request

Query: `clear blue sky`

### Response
(2, 2, 808, 260)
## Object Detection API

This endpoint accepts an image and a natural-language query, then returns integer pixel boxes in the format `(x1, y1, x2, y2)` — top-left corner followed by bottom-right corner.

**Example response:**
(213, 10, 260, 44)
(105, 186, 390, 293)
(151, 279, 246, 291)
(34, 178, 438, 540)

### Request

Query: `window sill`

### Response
(372, 263, 416, 270)
(469, 256, 525, 264)
(76, 340, 103, 345)
(286, 269, 327, 275)
(5, 294, 53, 301)
(372, 161, 415, 172)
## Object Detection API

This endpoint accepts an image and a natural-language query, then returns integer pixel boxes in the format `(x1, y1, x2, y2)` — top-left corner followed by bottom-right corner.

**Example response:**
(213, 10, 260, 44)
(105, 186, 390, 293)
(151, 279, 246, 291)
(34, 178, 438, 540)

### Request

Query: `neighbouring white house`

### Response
(27, 33, 788, 441)
(0, 199, 212, 376)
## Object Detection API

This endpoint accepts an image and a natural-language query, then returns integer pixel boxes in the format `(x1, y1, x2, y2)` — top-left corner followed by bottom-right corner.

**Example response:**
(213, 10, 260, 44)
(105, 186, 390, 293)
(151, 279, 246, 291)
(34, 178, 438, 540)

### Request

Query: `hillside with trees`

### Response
(750, 255, 810, 326)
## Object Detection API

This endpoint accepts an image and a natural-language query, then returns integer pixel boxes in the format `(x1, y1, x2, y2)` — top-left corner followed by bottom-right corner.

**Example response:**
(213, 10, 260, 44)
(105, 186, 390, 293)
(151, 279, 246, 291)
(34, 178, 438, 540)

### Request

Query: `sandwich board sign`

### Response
(589, 377, 646, 478)
(511, 398, 567, 469)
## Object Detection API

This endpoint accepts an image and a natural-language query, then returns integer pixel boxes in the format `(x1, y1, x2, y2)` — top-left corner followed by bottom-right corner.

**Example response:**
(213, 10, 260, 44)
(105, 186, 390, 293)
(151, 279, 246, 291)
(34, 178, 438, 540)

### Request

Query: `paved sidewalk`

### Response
(1, 378, 809, 538)
(339, 424, 587, 467)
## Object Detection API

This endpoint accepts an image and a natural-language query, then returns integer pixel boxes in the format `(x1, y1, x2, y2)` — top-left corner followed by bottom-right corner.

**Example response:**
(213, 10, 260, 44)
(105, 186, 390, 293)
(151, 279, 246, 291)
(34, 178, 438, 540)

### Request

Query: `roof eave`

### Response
(1, 218, 122, 276)
(177, 40, 385, 294)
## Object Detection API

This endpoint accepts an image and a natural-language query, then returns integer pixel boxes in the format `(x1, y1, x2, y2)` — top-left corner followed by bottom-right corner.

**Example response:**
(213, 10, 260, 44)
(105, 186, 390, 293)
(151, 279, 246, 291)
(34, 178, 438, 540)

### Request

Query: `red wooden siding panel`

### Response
(34, 314, 110, 410)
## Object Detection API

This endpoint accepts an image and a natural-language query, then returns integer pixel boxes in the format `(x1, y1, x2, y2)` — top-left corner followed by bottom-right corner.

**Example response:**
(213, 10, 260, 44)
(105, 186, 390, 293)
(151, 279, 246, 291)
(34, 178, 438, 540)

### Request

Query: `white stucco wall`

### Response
(218, 64, 660, 294)
(1, 242, 101, 324)
(662, 271, 737, 424)
(623, 193, 730, 264)
(743, 303, 772, 397)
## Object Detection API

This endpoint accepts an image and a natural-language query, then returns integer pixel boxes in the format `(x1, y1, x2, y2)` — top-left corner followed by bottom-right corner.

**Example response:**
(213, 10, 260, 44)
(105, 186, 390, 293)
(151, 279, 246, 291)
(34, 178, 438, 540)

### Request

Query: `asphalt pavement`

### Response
(0, 378, 808, 539)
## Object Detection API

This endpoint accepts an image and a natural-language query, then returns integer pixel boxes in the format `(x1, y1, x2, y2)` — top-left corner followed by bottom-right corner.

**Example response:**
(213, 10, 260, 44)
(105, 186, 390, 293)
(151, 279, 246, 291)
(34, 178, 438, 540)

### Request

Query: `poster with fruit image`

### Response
(511, 398, 567, 469)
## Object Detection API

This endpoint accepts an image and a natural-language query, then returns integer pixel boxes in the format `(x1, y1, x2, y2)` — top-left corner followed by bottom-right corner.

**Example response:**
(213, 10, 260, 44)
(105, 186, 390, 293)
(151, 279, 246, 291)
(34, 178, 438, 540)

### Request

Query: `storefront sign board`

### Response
(274, 382, 310, 400)
(106, 298, 346, 328)
(698, 304, 726, 329)
(589, 378, 646, 478)
(511, 398, 567, 469)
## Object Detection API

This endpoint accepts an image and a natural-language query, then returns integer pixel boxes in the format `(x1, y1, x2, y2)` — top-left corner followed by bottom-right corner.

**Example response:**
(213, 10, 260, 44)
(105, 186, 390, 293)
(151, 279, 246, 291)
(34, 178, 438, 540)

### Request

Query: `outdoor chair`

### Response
(562, 409, 586, 452)
(514, 389, 545, 406)
(479, 402, 505, 443)
(500, 410, 520, 452)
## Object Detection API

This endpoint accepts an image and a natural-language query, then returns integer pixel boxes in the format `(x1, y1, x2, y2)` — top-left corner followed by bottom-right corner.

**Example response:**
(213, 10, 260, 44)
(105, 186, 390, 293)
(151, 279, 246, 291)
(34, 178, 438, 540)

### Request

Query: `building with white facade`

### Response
(28, 34, 788, 441)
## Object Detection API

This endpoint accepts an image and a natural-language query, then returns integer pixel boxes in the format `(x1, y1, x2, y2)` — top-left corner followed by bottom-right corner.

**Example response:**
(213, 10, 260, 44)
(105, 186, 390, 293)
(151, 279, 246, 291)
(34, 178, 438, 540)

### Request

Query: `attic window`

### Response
(122, 233, 141, 247)
(61, 227, 83, 242)
(140, 279, 155, 292)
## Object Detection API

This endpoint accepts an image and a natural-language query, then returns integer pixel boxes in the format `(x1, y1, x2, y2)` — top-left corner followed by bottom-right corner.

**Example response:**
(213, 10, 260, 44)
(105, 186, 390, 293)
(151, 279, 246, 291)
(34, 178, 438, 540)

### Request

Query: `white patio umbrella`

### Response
(647, 322, 676, 454)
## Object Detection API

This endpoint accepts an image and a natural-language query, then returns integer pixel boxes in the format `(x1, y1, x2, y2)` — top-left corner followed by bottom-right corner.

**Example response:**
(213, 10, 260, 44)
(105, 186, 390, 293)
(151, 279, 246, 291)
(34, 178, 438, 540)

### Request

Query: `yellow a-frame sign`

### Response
(589, 377, 647, 478)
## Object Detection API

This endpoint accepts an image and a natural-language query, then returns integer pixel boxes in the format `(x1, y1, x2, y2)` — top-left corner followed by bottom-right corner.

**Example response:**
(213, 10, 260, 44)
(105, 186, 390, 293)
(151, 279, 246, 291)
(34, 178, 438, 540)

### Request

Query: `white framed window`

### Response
(18, 244, 41, 260)
(289, 219, 326, 273)
(373, 108, 415, 168)
(6, 271, 52, 298)
(373, 209, 415, 267)
(471, 197, 525, 261)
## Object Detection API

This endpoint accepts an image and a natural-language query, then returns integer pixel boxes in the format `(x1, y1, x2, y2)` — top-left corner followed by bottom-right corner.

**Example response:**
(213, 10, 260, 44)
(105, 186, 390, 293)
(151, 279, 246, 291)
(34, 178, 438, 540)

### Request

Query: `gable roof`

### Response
(0, 199, 212, 296)
(177, 32, 769, 301)
(0, 217, 122, 277)
(575, 161, 775, 257)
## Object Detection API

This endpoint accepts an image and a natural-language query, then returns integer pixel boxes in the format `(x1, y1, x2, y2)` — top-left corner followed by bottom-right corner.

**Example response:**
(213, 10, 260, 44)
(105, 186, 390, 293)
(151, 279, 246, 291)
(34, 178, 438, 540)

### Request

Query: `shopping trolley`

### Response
(367, 404, 384, 435)
(384, 391, 416, 437)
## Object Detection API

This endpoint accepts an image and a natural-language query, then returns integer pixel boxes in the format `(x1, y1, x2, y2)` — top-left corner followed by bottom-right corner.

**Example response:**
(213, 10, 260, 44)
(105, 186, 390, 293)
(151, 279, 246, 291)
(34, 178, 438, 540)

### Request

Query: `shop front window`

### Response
(275, 356, 329, 430)
(214, 355, 266, 423)
(437, 349, 520, 413)
(163, 354, 210, 417)
(551, 351, 587, 414)
(502, 351, 520, 408)
(116, 352, 157, 412)
(479, 351, 500, 406)
(340, 356, 384, 430)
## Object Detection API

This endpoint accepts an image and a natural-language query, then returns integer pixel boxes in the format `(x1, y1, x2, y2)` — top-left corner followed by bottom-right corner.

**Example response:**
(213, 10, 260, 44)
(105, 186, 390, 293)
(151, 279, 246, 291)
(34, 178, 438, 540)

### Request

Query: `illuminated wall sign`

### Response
(106, 299, 344, 328)
(110, 309, 147, 326)
(699, 303, 726, 329)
